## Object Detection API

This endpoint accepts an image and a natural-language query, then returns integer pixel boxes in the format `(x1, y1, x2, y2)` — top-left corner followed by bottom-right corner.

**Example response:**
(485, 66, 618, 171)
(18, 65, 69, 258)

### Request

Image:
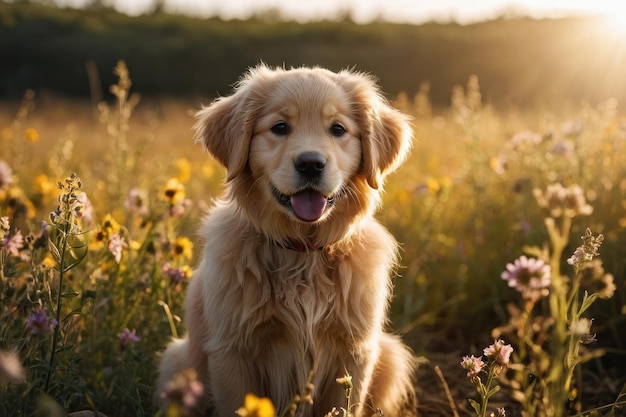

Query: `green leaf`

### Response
(61, 291, 79, 299)
(522, 245, 543, 258)
(56, 344, 76, 353)
(468, 399, 481, 416)
(63, 308, 85, 322)
(578, 291, 599, 317)
(486, 385, 501, 398)
(48, 239, 62, 264)
(62, 259, 82, 273)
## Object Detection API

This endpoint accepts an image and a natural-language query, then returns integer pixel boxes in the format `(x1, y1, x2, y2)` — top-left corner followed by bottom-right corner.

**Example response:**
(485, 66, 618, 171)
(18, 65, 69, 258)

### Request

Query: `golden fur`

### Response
(157, 65, 416, 417)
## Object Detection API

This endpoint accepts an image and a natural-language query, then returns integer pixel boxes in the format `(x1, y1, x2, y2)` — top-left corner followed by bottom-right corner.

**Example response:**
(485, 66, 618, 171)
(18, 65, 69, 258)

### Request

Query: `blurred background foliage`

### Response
(1, 1, 626, 108)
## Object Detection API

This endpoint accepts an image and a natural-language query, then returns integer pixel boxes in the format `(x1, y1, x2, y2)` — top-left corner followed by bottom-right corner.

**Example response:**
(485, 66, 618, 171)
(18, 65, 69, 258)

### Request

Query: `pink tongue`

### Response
(290, 190, 327, 222)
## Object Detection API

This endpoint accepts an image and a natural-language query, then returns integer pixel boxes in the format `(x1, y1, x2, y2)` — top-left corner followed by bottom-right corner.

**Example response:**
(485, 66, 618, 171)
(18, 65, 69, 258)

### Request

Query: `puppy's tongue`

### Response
(290, 190, 327, 222)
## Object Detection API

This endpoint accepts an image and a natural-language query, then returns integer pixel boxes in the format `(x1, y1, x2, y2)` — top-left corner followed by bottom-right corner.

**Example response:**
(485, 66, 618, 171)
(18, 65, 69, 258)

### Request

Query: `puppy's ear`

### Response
(336, 72, 413, 189)
(194, 82, 259, 182)
(363, 103, 413, 189)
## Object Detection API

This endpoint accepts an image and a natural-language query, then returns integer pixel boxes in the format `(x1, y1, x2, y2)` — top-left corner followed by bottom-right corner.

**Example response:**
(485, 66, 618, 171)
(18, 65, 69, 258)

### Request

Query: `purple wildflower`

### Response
(117, 328, 140, 350)
(26, 309, 58, 335)
(3, 230, 24, 256)
(567, 247, 586, 266)
(163, 262, 186, 284)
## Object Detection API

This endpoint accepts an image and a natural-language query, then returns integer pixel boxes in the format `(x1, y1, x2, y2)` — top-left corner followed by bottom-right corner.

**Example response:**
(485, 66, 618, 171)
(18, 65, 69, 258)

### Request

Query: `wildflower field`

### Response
(1, 62, 626, 417)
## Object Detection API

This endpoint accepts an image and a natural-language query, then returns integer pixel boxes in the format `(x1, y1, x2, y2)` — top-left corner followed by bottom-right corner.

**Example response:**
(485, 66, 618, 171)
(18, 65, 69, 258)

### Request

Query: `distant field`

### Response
(2, 2, 626, 108)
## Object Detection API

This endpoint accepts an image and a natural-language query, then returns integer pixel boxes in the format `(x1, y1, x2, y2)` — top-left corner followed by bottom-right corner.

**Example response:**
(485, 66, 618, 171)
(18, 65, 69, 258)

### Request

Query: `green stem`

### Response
(480, 366, 498, 417)
(44, 214, 71, 394)
(546, 215, 572, 417)
(0, 251, 6, 283)
(517, 299, 536, 360)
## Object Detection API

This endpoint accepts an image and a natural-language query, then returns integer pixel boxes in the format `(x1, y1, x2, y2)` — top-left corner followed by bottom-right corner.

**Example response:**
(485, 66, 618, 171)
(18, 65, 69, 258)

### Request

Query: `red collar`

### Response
(278, 237, 323, 252)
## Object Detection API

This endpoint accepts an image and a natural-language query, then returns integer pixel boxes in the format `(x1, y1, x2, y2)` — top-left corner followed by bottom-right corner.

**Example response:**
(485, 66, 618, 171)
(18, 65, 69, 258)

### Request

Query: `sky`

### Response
(54, 0, 626, 24)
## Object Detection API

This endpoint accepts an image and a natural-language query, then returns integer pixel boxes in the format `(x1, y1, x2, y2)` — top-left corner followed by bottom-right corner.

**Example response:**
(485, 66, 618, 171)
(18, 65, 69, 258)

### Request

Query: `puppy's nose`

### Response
(295, 152, 326, 178)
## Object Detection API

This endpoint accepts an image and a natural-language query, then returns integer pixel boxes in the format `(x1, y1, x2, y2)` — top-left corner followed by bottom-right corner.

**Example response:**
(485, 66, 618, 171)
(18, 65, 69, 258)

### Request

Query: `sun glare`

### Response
(606, 13, 626, 38)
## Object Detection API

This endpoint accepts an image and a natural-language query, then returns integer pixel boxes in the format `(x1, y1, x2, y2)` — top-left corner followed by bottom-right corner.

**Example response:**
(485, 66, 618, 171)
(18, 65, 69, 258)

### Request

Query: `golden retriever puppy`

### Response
(157, 64, 415, 417)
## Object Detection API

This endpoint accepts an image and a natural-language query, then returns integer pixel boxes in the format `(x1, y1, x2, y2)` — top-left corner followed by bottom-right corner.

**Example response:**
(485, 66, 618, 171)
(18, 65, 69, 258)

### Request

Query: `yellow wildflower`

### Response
(33, 174, 55, 205)
(163, 178, 185, 205)
(236, 393, 275, 417)
(88, 235, 105, 251)
(42, 254, 57, 269)
(90, 214, 121, 250)
(24, 128, 39, 143)
(173, 237, 193, 260)
(426, 177, 440, 194)
(33, 174, 54, 195)
(129, 239, 141, 251)
(101, 214, 121, 235)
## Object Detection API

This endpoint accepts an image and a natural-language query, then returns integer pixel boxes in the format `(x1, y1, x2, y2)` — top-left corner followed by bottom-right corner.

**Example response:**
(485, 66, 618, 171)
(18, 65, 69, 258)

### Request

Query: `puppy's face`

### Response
(195, 65, 412, 229)
(248, 73, 362, 222)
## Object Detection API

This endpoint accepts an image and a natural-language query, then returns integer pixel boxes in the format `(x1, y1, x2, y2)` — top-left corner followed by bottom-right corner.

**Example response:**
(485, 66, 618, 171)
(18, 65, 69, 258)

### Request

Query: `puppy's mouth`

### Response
(272, 187, 337, 222)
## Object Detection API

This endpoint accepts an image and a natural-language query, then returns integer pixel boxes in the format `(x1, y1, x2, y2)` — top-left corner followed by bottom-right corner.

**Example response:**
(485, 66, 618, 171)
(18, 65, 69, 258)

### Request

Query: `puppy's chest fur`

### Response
(234, 247, 349, 351)
(199, 203, 394, 358)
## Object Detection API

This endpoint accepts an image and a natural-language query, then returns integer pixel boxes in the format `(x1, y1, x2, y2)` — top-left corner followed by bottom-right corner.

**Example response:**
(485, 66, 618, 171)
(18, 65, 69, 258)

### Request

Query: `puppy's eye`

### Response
(330, 123, 346, 137)
(271, 122, 290, 136)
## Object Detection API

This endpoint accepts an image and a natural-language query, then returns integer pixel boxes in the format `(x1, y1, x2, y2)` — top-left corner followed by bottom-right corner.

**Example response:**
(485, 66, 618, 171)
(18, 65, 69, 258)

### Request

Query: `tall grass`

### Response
(1, 63, 625, 416)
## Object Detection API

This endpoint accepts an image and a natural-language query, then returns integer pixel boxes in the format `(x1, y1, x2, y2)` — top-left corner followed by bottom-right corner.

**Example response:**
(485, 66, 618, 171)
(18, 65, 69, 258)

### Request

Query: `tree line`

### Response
(1, 2, 624, 107)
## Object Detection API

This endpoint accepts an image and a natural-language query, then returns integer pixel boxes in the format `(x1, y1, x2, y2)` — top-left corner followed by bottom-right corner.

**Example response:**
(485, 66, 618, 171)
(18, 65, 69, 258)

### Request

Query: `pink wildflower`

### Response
(0, 160, 12, 192)
(108, 233, 128, 264)
(533, 183, 593, 218)
(506, 130, 542, 150)
(483, 339, 514, 366)
(75, 191, 94, 225)
(501, 255, 551, 302)
(169, 198, 192, 218)
(461, 355, 485, 381)
(160, 369, 204, 411)
(560, 119, 583, 137)
(124, 187, 149, 216)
